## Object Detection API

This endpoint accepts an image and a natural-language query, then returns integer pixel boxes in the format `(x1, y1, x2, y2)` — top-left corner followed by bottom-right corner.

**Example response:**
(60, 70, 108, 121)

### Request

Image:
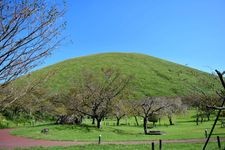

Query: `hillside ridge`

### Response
(26, 52, 217, 98)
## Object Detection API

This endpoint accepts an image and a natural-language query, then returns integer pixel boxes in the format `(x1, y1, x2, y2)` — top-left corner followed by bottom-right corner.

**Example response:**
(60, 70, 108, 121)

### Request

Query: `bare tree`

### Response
(68, 68, 131, 128)
(183, 92, 219, 125)
(182, 71, 221, 124)
(203, 70, 225, 150)
(133, 97, 169, 135)
(128, 100, 140, 126)
(163, 97, 186, 125)
(111, 99, 128, 126)
(0, 0, 65, 84)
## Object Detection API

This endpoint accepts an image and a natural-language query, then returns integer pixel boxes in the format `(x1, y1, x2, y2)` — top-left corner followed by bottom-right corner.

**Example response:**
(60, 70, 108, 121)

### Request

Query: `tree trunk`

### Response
(168, 116, 174, 125)
(143, 117, 148, 135)
(196, 114, 199, 125)
(201, 115, 203, 123)
(92, 117, 95, 125)
(207, 113, 210, 121)
(96, 119, 101, 129)
(80, 116, 83, 124)
(134, 116, 139, 126)
(116, 117, 120, 126)
(153, 122, 156, 127)
(159, 118, 161, 126)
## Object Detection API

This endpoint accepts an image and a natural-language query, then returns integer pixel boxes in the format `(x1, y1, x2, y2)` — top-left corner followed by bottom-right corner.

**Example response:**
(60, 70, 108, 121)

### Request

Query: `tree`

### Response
(133, 97, 168, 135)
(203, 70, 225, 150)
(52, 88, 85, 125)
(2, 86, 49, 123)
(0, 69, 56, 111)
(183, 93, 219, 125)
(68, 68, 131, 128)
(111, 99, 128, 126)
(0, 0, 65, 107)
(183, 71, 220, 124)
(0, 71, 55, 122)
(163, 97, 186, 125)
(148, 113, 159, 127)
(128, 100, 140, 126)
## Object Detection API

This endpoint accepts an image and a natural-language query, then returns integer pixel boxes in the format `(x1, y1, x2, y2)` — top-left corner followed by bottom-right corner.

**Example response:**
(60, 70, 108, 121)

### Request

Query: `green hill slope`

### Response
(27, 53, 218, 98)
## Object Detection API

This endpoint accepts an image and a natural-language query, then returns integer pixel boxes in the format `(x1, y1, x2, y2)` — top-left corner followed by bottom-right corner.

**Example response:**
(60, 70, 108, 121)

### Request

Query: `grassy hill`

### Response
(25, 53, 219, 98)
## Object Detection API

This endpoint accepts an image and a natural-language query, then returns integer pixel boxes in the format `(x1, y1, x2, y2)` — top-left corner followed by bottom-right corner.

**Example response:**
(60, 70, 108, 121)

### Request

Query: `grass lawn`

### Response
(16, 143, 224, 150)
(11, 110, 225, 142)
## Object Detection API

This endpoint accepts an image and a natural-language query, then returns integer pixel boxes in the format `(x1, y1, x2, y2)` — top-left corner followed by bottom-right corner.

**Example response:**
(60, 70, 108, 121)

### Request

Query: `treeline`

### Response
(0, 68, 223, 134)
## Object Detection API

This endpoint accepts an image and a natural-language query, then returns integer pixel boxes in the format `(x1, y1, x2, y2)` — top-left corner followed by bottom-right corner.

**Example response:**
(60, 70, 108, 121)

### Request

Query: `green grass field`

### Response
(11, 110, 225, 142)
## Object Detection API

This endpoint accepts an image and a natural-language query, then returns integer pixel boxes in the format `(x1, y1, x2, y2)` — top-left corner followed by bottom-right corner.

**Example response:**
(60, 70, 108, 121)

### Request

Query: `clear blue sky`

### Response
(41, 0, 225, 73)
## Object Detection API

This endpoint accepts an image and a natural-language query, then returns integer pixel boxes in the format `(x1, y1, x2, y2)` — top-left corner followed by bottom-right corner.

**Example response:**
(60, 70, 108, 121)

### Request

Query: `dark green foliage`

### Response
(148, 113, 159, 123)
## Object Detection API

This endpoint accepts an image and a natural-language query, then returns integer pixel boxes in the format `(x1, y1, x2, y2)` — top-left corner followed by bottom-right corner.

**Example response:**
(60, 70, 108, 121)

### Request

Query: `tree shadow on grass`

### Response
(110, 128, 140, 135)
(32, 122, 55, 127)
(78, 124, 100, 133)
(212, 133, 225, 136)
(33, 123, 97, 133)
(63, 124, 104, 133)
(176, 120, 196, 123)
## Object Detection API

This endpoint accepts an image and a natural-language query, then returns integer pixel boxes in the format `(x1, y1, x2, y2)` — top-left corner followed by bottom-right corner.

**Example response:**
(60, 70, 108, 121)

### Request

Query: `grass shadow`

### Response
(212, 133, 225, 136)
(176, 120, 196, 123)
(33, 123, 55, 127)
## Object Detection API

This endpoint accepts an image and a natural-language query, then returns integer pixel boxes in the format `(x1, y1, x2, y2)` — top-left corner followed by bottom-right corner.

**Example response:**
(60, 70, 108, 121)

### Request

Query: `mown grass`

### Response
(16, 143, 224, 150)
(11, 120, 224, 142)
(11, 110, 225, 142)
(19, 53, 220, 97)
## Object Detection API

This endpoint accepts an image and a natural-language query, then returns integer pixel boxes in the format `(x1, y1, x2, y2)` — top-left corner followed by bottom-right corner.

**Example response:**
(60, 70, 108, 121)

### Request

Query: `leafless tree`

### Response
(128, 100, 140, 126)
(203, 70, 225, 150)
(182, 71, 221, 124)
(163, 97, 186, 125)
(183, 92, 219, 125)
(133, 97, 169, 135)
(111, 99, 128, 126)
(0, 0, 65, 108)
(0, 0, 65, 84)
(68, 68, 131, 128)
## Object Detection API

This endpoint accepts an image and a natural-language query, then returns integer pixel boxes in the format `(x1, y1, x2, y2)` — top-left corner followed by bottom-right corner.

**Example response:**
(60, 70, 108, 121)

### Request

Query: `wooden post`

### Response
(159, 139, 162, 150)
(217, 136, 221, 149)
(151, 142, 155, 150)
(98, 135, 101, 144)
(204, 129, 208, 138)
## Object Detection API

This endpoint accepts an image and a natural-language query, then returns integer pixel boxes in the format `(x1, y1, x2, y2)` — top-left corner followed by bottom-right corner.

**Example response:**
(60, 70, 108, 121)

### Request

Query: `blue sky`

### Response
(41, 0, 225, 72)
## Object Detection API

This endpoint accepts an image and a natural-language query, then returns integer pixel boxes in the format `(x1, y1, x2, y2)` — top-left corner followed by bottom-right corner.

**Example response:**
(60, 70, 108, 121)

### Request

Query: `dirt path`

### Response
(0, 129, 224, 149)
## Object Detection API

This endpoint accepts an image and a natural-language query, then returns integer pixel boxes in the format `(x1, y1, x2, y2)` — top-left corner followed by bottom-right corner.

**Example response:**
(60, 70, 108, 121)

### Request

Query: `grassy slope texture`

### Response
(28, 53, 218, 97)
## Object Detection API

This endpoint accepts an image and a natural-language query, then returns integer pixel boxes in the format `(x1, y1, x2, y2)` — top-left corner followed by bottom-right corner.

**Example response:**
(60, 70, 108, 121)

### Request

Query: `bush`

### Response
(148, 114, 159, 127)
(0, 114, 9, 128)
